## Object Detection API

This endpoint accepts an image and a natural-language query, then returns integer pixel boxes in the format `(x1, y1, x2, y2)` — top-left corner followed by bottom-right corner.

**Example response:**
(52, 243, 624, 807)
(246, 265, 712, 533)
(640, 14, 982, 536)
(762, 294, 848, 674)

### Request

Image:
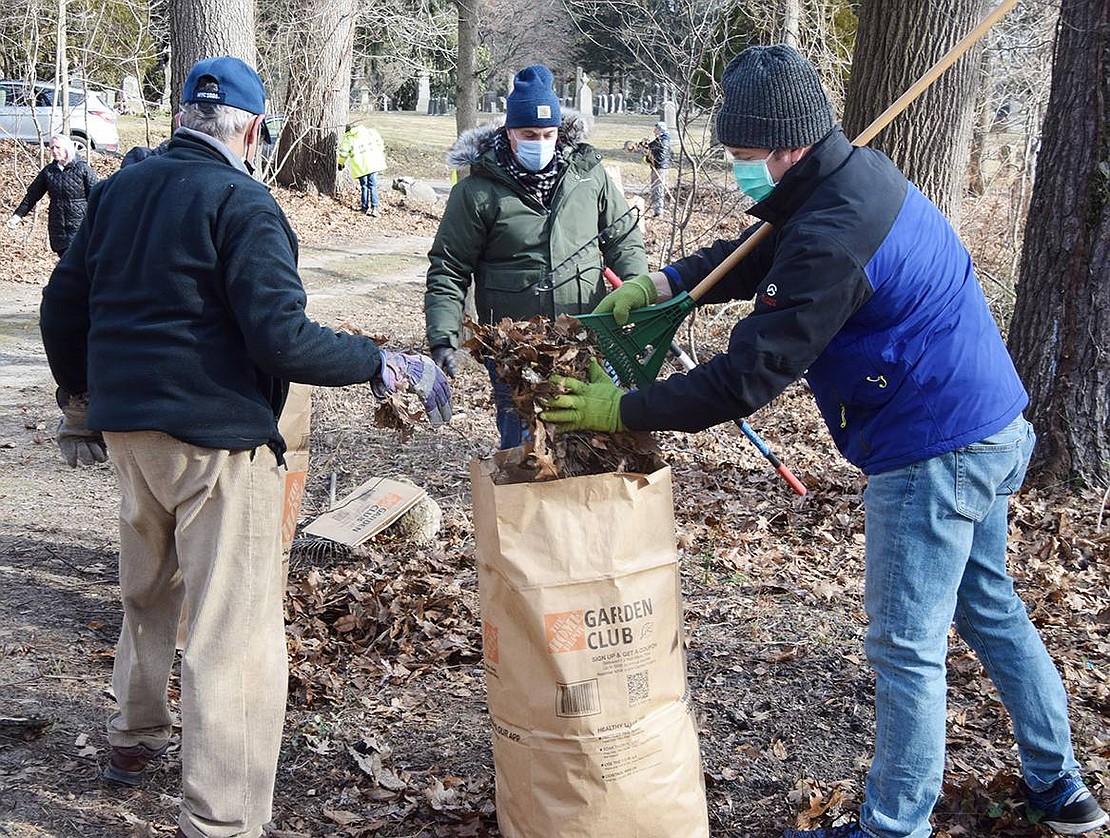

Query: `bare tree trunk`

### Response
(169, 0, 256, 114)
(1007, 0, 1110, 486)
(274, 0, 357, 194)
(779, 0, 800, 46)
(455, 0, 479, 138)
(842, 0, 989, 223)
(55, 0, 69, 135)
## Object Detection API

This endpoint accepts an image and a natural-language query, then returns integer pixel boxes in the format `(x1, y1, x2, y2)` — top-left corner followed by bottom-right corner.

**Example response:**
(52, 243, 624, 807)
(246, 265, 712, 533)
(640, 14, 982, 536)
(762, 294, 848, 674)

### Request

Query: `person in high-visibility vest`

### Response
(337, 122, 387, 216)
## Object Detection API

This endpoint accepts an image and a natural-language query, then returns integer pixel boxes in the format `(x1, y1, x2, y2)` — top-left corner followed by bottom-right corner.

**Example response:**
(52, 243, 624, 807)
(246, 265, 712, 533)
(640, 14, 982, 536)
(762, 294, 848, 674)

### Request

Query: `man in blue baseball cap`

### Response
(40, 55, 450, 838)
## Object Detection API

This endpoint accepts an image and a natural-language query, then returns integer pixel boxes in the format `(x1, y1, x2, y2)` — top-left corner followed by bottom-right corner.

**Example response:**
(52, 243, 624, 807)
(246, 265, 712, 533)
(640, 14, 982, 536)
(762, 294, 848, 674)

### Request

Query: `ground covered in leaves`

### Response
(0, 140, 1107, 838)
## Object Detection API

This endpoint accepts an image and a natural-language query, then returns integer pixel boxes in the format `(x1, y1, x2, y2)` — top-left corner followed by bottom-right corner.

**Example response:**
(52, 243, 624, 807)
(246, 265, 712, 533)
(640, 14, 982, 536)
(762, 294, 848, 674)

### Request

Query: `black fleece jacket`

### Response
(40, 131, 383, 457)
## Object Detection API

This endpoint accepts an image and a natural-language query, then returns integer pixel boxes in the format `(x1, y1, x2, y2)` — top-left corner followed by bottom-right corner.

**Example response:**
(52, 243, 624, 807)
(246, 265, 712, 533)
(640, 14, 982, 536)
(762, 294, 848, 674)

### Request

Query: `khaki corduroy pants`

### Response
(104, 431, 286, 838)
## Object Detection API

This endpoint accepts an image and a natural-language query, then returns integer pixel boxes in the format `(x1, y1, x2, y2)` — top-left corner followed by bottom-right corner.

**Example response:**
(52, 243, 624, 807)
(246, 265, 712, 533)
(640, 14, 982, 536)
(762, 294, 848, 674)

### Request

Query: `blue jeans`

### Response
(859, 415, 1078, 838)
(358, 172, 379, 210)
(485, 360, 528, 450)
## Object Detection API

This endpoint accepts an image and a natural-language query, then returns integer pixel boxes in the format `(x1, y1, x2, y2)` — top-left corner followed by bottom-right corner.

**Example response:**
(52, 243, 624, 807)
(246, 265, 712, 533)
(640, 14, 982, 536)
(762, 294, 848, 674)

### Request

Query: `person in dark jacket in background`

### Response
(6, 134, 98, 255)
(425, 63, 647, 449)
(645, 120, 671, 217)
(40, 56, 449, 838)
(542, 44, 1107, 838)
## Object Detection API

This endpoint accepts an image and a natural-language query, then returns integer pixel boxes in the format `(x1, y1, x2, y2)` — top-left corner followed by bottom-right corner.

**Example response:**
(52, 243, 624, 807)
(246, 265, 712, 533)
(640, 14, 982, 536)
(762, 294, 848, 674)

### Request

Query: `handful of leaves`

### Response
(464, 315, 660, 483)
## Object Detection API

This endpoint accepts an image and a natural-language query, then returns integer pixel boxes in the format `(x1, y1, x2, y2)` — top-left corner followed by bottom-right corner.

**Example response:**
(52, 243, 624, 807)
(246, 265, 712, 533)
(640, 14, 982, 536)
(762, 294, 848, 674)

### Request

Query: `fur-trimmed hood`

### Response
(445, 109, 589, 168)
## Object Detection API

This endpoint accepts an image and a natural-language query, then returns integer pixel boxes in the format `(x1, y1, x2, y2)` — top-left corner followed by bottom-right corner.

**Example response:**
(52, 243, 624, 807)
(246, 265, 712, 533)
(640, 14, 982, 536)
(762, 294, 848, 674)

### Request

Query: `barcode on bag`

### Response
(555, 679, 601, 717)
(627, 670, 649, 705)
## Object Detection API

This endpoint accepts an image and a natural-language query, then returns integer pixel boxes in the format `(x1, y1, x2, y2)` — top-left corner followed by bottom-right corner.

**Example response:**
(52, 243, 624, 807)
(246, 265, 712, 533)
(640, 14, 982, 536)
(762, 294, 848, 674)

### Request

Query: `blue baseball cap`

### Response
(183, 56, 271, 142)
(182, 56, 266, 115)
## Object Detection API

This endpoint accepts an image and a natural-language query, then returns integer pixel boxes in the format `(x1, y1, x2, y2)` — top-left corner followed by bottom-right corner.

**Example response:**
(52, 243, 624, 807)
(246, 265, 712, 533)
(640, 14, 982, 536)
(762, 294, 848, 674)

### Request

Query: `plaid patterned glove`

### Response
(373, 350, 452, 426)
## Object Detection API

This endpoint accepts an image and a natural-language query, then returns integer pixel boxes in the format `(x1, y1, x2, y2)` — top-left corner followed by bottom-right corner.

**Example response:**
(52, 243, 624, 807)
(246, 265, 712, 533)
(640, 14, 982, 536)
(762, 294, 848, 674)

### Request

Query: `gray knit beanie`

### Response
(716, 44, 835, 149)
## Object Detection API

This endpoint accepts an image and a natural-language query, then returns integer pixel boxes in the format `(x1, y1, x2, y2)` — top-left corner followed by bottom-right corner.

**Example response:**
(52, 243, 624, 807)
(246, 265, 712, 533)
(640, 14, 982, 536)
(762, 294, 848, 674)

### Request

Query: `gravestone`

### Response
(121, 76, 143, 114)
(416, 71, 431, 114)
(576, 74, 594, 129)
(663, 101, 677, 133)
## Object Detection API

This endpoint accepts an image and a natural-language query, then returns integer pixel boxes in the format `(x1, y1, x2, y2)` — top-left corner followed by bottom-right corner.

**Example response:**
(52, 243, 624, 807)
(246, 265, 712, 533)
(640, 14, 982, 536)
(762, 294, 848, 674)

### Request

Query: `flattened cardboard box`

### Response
(304, 476, 426, 546)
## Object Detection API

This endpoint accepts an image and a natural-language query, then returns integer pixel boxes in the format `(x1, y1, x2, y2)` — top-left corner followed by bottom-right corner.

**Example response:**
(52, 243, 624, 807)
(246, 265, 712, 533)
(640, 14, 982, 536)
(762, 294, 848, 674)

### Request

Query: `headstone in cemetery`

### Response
(416, 70, 431, 114)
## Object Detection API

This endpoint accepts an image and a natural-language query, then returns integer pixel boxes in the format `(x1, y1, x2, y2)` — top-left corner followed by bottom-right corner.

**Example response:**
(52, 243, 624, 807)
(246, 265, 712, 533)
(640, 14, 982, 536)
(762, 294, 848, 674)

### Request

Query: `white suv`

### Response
(0, 80, 120, 153)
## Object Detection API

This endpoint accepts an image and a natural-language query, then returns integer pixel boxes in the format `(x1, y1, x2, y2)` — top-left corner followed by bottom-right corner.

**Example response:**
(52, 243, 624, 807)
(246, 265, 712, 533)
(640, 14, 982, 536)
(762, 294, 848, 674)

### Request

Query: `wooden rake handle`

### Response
(687, 0, 1020, 303)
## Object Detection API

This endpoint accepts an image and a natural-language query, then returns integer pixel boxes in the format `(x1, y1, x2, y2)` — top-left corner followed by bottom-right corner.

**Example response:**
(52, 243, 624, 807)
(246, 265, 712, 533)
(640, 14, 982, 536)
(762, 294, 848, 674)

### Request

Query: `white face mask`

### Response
(514, 138, 557, 172)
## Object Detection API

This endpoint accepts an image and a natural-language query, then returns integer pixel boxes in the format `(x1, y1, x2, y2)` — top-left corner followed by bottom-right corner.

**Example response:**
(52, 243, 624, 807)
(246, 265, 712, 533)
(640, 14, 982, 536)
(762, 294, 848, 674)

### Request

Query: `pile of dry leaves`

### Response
(463, 314, 661, 482)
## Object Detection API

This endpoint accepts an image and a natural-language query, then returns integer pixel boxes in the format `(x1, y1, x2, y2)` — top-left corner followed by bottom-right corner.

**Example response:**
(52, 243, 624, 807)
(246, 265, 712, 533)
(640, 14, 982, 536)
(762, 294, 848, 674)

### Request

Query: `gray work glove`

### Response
(372, 350, 452, 426)
(430, 345, 457, 378)
(56, 390, 108, 467)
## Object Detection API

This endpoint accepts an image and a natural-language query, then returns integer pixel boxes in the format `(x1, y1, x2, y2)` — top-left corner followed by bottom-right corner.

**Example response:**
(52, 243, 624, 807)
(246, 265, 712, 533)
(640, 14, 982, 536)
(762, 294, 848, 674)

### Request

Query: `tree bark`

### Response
(169, 0, 257, 114)
(455, 0, 479, 139)
(1007, 0, 1110, 486)
(842, 0, 989, 223)
(779, 0, 800, 47)
(272, 0, 356, 194)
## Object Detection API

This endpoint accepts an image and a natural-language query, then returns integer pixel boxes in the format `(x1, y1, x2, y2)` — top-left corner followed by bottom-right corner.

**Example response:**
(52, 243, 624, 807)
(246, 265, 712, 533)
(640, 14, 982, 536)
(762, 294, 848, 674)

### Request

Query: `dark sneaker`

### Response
(784, 824, 868, 838)
(1023, 774, 1109, 835)
(102, 742, 170, 786)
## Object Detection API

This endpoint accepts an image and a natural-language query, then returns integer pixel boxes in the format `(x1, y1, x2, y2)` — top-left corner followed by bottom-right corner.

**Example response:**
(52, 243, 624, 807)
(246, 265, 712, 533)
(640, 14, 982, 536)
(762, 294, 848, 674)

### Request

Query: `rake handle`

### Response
(602, 268, 807, 497)
(688, 0, 1020, 303)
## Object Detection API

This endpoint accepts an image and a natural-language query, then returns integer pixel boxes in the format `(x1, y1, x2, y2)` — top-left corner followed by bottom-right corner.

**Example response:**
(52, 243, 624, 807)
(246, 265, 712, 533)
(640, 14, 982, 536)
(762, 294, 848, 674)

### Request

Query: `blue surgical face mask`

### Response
(732, 152, 776, 201)
(515, 138, 557, 172)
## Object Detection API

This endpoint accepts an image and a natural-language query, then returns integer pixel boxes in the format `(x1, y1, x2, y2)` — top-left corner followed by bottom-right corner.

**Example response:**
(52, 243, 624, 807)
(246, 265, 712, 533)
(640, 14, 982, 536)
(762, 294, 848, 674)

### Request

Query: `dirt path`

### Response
(0, 233, 432, 399)
(0, 233, 458, 838)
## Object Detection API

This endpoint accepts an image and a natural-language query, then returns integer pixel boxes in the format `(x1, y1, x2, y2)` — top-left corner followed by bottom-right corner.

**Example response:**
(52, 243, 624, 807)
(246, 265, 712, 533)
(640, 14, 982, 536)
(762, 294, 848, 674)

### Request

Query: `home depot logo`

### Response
(483, 620, 500, 664)
(544, 599, 654, 653)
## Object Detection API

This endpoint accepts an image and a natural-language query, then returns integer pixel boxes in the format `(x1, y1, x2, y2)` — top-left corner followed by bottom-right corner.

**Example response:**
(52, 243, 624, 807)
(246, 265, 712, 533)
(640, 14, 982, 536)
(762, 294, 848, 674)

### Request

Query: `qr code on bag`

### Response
(626, 670, 649, 705)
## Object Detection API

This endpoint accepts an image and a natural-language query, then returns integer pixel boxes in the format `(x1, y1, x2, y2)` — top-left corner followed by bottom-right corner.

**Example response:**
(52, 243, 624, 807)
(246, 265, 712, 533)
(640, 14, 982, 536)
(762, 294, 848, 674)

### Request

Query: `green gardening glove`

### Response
(541, 358, 626, 432)
(592, 273, 658, 326)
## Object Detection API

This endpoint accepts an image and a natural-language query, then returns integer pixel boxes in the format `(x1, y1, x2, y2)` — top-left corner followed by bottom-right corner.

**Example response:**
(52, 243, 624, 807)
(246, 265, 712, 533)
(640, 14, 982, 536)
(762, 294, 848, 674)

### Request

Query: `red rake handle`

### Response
(602, 268, 807, 496)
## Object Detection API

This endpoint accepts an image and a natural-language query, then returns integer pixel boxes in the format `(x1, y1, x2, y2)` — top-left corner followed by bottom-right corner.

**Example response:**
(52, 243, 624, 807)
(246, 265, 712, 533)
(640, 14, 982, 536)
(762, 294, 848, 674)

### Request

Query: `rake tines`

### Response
(578, 292, 697, 388)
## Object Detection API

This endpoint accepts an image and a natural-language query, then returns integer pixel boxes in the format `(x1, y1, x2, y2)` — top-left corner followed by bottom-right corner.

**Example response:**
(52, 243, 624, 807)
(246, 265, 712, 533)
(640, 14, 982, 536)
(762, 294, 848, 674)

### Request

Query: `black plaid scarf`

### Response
(494, 129, 565, 207)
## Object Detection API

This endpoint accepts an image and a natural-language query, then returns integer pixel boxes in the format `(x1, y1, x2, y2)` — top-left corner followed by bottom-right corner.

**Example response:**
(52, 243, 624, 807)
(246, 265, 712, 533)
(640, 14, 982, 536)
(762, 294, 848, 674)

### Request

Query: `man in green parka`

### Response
(424, 63, 647, 448)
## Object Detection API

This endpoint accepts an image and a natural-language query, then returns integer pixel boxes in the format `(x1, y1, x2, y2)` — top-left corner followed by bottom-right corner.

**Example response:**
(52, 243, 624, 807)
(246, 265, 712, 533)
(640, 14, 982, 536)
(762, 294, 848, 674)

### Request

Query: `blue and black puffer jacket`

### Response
(620, 128, 1027, 475)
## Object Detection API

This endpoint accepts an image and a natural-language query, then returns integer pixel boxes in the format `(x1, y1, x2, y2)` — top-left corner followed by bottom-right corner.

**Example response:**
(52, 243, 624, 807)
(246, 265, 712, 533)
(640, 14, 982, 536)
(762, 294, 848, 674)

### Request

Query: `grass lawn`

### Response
(115, 109, 706, 185)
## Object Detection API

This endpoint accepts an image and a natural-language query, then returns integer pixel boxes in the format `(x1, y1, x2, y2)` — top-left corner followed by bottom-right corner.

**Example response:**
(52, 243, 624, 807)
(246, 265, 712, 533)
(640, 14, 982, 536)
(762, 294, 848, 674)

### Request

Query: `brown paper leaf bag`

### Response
(470, 452, 709, 838)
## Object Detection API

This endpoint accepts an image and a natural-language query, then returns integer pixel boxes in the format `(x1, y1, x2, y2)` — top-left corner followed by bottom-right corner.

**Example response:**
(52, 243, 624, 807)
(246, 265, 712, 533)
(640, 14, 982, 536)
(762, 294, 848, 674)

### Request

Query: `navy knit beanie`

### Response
(505, 64, 562, 129)
(716, 44, 834, 149)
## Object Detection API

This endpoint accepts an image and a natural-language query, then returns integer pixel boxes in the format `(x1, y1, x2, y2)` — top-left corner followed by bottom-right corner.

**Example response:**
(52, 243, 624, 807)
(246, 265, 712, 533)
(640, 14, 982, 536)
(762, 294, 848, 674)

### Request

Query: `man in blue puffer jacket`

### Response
(542, 44, 1106, 838)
